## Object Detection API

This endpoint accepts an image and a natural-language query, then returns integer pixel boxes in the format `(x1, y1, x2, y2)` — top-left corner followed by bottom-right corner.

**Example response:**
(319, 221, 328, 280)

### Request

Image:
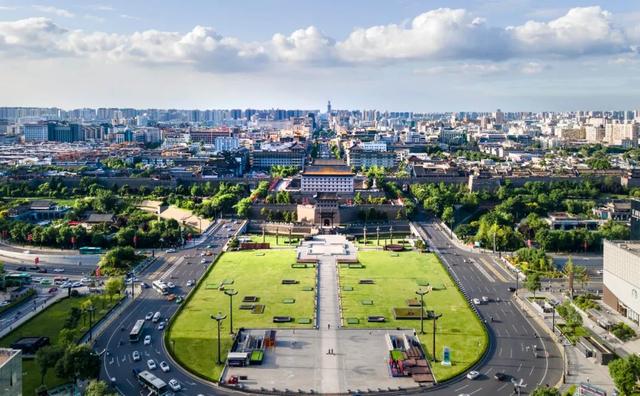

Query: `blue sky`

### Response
(0, 1, 639, 111)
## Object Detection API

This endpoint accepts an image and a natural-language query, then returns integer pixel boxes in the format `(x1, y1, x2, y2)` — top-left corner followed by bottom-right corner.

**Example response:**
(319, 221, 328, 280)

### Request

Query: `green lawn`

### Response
(167, 249, 316, 381)
(244, 233, 300, 247)
(339, 251, 487, 381)
(0, 294, 119, 396)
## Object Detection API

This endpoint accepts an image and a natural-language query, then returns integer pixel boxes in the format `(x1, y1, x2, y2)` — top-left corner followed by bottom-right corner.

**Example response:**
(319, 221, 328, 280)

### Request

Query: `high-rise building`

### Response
(327, 100, 332, 114)
(603, 240, 640, 324)
(22, 123, 48, 142)
(47, 123, 83, 142)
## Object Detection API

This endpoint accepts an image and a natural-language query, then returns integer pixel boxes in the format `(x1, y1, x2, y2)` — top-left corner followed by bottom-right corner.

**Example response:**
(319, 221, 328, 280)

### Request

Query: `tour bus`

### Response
(5, 273, 32, 285)
(137, 370, 168, 395)
(129, 319, 145, 343)
(152, 281, 168, 295)
(79, 246, 102, 255)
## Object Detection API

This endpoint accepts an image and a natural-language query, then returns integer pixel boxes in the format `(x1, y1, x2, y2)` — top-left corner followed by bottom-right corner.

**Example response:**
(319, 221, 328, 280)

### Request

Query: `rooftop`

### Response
(303, 159, 353, 176)
(606, 240, 640, 258)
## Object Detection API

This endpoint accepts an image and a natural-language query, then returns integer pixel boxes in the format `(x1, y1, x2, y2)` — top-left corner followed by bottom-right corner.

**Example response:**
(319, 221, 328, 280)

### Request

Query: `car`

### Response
(147, 359, 156, 370)
(145, 312, 154, 320)
(206, 244, 213, 249)
(165, 248, 176, 253)
(80, 277, 92, 284)
(60, 282, 72, 288)
(53, 268, 65, 273)
(596, 269, 604, 275)
(200, 259, 207, 264)
(176, 296, 183, 304)
(144, 335, 151, 345)
(158, 322, 165, 330)
(472, 298, 481, 305)
(466, 370, 480, 380)
(160, 361, 170, 372)
(132, 351, 141, 361)
(140, 282, 149, 289)
(0, 301, 9, 307)
(186, 280, 194, 287)
(494, 372, 507, 381)
(16, 266, 27, 271)
(200, 252, 206, 257)
(166, 282, 175, 289)
(48, 287, 58, 293)
(481, 296, 489, 303)
(71, 282, 82, 288)
(507, 287, 516, 292)
(168, 379, 181, 391)
(23, 250, 31, 254)
(28, 266, 39, 271)
(166, 294, 176, 301)
(38, 267, 48, 273)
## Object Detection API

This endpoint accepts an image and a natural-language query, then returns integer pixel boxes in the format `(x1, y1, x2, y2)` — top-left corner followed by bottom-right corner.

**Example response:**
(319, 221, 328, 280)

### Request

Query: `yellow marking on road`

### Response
(479, 257, 509, 283)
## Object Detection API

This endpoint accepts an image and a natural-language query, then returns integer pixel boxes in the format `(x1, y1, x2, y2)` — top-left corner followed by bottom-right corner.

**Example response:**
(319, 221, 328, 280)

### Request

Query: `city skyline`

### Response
(0, 1, 639, 110)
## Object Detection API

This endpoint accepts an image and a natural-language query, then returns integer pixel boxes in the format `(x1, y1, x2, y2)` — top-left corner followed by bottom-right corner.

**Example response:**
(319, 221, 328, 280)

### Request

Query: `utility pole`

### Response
(211, 312, 227, 364)
(224, 289, 238, 334)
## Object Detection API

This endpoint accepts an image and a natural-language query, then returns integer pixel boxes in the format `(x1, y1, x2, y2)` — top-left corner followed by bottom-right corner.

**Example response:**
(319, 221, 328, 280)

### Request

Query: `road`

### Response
(415, 220, 564, 396)
(98, 220, 242, 396)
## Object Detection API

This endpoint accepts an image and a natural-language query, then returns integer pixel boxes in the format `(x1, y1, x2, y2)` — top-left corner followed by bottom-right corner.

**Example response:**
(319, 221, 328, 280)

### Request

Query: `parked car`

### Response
(132, 351, 140, 361)
(168, 379, 181, 391)
(466, 370, 480, 380)
(160, 361, 170, 372)
(147, 359, 156, 370)
(144, 335, 151, 345)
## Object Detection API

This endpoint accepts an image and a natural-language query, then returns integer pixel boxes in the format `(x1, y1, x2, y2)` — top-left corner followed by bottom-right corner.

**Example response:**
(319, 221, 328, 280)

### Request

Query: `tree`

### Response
(442, 206, 454, 230)
(526, 273, 542, 297)
(530, 385, 561, 396)
(58, 328, 77, 346)
(609, 357, 638, 396)
(564, 256, 575, 298)
(574, 265, 590, 291)
(105, 277, 124, 302)
(55, 344, 101, 384)
(35, 345, 64, 385)
(85, 380, 117, 396)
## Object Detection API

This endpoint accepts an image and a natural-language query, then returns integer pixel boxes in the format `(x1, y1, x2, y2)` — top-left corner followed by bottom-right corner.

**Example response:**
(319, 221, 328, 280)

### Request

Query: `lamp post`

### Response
(415, 289, 428, 334)
(224, 289, 238, 334)
(376, 226, 380, 246)
(87, 305, 95, 341)
(551, 308, 556, 335)
(390, 226, 394, 245)
(211, 312, 227, 364)
(431, 313, 443, 362)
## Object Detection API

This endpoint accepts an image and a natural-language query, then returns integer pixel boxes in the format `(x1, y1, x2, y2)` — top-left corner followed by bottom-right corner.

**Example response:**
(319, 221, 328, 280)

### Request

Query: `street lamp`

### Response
(224, 289, 238, 334)
(389, 226, 394, 245)
(87, 305, 96, 341)
(415, 289, 429, 334)
(211, 312, 227, 364)
(376, 226, 380, 246)
(431, 312, 443, 362)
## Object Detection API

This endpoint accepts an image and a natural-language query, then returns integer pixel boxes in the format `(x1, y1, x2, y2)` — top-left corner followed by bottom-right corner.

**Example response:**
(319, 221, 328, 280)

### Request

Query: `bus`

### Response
(79, 246, 102, 255)
(5, 273, 32, 285)
(137, 370, 168, 395)
(129, 319, 145, 343)
(152, 281, 168, 295)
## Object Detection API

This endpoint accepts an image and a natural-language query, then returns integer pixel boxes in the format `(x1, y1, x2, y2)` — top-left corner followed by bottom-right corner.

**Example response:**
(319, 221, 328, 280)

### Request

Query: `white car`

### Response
(166, 282, 175, 289)
(132, 351, 140, 361)
(145, 312, 154, 320)
(53, 268, 65, 273)
(165, 248, 176, 253)
(596, 269, 604, 275)
(157, 322, 165, 331)
(466, 370, 480, 380)
(71, 282, 82, 288)
(23, 250, 31, 254)
(147, 359, 156, 370)
(80, 277, 92, 284)
(160, 361, 170, 372)
(200, 259, 207, 264)
(481, 296, 489, 303)
(473, 298, 481, 305)
(168, 379, 181, 391)
(186, 280, 194, 287)
(144, 335, 151, 345)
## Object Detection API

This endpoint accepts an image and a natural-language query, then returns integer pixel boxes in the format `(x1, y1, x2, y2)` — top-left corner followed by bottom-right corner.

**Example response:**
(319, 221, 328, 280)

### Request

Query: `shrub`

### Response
(611, 322, 636, 342)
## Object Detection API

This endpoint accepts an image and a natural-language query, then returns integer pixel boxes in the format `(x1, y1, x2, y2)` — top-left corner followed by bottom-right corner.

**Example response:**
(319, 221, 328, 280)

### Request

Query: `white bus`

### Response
(137, 370, 168, 395)
(129, 319, 145, 343)
(152, 280, 168, 295)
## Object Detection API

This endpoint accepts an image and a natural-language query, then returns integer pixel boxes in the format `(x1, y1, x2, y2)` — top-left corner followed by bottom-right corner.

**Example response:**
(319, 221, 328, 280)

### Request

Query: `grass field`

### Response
(339, 251, 487, 381)
(0, 294, 119, 395)
(167, 249, 316, 381)
(354, 235, 411, 248)
(244, 233, 300, 247)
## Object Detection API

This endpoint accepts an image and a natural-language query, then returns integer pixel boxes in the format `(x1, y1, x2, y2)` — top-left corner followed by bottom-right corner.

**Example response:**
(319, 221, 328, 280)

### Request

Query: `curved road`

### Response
(99, 219, 563, 396)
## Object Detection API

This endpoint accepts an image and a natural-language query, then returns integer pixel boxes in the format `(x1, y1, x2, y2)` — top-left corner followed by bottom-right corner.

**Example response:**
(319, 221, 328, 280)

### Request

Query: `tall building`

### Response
(631, 199, 640, 240)
(603, 240, 640, 324)
(327, 100, 332, 114)
(47, 123, 83, 142)
(0, 349, 21, 396)
(22, 123, 48, 142)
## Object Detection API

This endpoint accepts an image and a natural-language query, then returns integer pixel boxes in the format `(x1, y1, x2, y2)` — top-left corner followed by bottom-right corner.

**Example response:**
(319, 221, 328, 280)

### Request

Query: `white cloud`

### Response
(0, 6, 18, 11)
(119, 14, 140, 20)
(32, 5, 75, 18)
(0, 6, 636, 74)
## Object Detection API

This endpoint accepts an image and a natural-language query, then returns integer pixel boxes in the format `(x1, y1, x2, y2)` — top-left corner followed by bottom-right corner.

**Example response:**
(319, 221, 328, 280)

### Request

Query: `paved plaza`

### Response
(225, 235, 423, 393)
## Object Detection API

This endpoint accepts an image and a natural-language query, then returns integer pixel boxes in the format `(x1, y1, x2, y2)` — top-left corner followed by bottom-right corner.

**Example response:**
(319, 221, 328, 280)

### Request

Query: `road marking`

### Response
(504, 328, 510, 337)
(469, 388, 483, 395)
(512, 324, 518, 333)
(484, 367, 494, 374)
(529, 365, 535, 376)
(517, 362, 522, 372)
(454, 385, 469, 392)
(497, 383, 508, 391)
(479, 257, 509, 282)
(510, 348, 513, 358)
(498, 347, 503, 357)
(470, 259, 495, 283)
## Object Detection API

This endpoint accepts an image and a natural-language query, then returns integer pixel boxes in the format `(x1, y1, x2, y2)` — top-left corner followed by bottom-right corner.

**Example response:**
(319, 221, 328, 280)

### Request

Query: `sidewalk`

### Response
(79, 286, 140, 345)
(515, 292, 615, 394)
(0, 291, 66, 338)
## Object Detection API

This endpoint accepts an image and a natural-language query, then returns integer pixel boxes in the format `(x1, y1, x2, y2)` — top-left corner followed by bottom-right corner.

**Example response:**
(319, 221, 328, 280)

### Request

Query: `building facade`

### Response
(22, 123, 48, 142)
(347, 145, 396, 169)
(250, 147, 305, 169)
(603, 240, 640, 324)
(301, 160, 354, 193)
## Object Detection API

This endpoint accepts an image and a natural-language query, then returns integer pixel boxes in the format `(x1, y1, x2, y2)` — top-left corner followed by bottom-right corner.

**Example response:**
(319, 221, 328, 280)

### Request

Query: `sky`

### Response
(0, 0, 639, 111)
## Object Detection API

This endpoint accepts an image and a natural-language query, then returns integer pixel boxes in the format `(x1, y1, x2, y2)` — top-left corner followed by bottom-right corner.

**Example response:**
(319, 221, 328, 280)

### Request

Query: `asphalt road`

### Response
(98, 220, 242, 396)
(415, 220, 564, 396)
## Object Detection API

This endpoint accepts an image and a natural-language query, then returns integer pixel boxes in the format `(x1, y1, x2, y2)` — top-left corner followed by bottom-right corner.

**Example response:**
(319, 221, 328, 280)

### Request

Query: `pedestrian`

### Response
(328, 323, 331, 330)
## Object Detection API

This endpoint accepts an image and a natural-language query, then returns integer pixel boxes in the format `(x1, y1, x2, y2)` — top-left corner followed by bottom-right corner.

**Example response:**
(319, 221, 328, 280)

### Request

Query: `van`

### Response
(152, 312, 161, 323)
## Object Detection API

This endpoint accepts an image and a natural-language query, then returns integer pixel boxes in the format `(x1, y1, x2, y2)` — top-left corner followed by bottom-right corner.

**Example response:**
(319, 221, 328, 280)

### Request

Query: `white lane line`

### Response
(497, 383, 508, 392)
(517, 362, 522, 372)
(529, 365, 535, 376)
(504, 329, 510, 337)
(498, 347, 503, 357)
(485, 367, 494, 375)
(512, 324, 518, 333)
(470, 259, 496, 283)
(469, 388, 483, 395)
(510, 349, 513, 358)
(454, 384, 470, 392)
